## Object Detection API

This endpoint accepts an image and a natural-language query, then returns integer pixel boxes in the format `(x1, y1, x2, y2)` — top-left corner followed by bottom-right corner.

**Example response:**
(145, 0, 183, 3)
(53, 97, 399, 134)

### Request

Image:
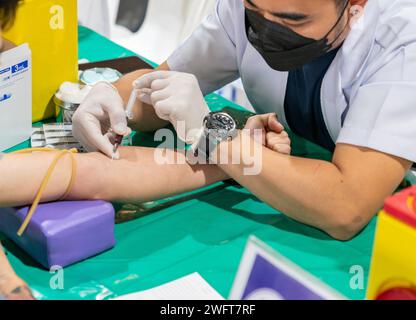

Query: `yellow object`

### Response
(367, 209, 416, 299)
(11, 148, 78, 236)
(4, 0, 78, 122)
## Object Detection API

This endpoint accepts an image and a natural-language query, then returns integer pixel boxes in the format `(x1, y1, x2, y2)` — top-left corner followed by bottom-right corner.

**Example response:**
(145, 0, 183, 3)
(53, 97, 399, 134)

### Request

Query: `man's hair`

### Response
(0, 0, 21, 29)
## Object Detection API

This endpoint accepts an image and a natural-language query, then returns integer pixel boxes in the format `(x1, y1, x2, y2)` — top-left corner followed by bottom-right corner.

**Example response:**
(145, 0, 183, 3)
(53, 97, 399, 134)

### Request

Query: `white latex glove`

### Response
(133, 71, 210, 144)
(72, 82, 131, 159)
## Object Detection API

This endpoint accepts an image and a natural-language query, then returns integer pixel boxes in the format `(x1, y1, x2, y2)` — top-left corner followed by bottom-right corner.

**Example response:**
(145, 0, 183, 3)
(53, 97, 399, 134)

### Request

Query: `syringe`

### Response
(125, 88, 139, 120)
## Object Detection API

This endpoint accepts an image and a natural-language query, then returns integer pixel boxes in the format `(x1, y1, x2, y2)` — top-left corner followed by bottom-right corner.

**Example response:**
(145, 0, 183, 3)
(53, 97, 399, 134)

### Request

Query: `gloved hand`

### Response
(245, 113, 291, 155)
(133, 71, 210, 144)
(72, 82, 131, 159)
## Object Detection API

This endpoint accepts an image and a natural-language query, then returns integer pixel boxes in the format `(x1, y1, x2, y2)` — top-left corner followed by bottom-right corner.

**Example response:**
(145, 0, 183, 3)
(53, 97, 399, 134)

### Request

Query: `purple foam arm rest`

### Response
(0, 201, 116, 269)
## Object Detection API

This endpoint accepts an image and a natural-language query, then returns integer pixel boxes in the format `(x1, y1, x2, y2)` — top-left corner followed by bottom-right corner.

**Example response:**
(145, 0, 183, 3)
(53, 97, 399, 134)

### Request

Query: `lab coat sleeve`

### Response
(337, 43, 416, 163)
(167, 0, 240, 95)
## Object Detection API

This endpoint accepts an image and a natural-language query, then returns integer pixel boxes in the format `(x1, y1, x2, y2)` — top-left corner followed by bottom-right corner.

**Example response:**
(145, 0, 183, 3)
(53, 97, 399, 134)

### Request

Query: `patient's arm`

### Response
(0, 147, 227, 208)
(0, 245, 34, 300)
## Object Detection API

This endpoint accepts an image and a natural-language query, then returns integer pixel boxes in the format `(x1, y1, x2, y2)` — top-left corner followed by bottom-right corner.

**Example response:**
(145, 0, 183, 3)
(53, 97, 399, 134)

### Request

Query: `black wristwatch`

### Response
(192, 111, 238, 162)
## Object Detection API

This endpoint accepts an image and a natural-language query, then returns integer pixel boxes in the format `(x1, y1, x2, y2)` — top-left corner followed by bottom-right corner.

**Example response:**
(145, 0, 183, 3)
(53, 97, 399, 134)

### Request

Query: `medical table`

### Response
(3, 26, 413, 300)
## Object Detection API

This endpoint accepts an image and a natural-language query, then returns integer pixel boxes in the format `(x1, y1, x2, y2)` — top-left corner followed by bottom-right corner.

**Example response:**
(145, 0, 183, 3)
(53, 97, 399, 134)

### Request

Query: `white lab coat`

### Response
(168, 0, 416, 162)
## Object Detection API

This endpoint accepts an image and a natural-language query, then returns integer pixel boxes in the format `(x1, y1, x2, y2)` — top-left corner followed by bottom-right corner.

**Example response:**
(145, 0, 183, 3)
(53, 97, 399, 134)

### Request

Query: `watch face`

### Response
(205, 112, 237, 141)
(206, 112, 235, 130)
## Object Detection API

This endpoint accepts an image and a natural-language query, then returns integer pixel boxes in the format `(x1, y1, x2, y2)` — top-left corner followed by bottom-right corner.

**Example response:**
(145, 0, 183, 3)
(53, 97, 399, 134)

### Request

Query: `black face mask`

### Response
(245, 1, 350, 71)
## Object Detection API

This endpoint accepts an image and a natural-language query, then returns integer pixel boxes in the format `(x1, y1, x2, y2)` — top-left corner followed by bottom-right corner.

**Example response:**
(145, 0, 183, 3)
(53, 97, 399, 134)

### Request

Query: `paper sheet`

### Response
(114, 273, 224, 300)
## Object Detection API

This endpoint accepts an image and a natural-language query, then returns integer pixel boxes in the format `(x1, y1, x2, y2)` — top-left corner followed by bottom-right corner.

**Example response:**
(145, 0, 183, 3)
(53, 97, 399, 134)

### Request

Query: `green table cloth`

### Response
(5, 26, 412, 300)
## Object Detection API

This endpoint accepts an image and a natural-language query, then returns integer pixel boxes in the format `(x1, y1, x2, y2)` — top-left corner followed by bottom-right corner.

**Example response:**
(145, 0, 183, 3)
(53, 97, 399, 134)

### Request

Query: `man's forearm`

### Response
(113, 62, 171, 132)
(216, 139, 352, 238)
(0, 147, 227, 208)
(215, 133, 408, 240)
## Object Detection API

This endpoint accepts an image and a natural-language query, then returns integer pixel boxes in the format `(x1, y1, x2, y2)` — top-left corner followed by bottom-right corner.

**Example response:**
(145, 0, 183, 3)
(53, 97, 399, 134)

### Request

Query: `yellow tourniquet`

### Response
(11, 148, 78, 236)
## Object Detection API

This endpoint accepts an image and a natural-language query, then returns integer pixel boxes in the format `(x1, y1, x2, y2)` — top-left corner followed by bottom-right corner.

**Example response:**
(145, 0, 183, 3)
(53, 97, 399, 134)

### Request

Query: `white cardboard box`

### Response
(0, 43, 32, 151)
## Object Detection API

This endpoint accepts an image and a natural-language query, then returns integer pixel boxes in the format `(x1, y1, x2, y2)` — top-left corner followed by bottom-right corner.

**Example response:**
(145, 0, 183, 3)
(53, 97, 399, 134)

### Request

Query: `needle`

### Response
(112, 134, 124, 160)
(112, 89, 139, 159)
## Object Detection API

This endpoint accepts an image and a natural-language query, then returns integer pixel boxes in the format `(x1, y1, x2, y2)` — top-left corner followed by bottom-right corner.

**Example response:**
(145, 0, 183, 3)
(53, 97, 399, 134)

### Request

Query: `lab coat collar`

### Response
(339, 0, 380, 89)
(320, 0, 380, 142)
